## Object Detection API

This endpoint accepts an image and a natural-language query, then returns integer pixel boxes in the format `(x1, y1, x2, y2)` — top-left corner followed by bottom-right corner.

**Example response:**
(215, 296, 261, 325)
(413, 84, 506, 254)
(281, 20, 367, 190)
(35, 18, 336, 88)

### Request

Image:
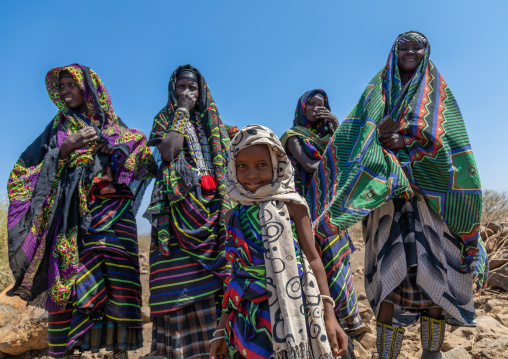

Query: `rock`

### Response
(471, 336, 508, 359)
(475, 316, 508, 336)
(495, 313, 508, 327)
(141, 306, 151, 323)
(358, 302, 374, 323)
(442, 333, 472, 352)
(486, 222, 503, 234)
(357, 292, 368, 301)
(352, 339, 371, 359)
(358, 332, 376, 351)
(443, 346, 473, 359)
(487, 265, 508, 292)
(490, 258, 508, 270)
(484, 228, 494, 238)
(0, 284, 49, 356)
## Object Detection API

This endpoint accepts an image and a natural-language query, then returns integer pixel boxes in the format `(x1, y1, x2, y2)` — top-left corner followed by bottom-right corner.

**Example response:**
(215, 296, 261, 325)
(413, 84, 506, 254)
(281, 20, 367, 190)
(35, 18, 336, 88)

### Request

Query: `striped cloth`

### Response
(48, 188, 143, 357)
(223, 204, 304, 359)
(307, 33, 486, 281)
(320, 231, 358, 320)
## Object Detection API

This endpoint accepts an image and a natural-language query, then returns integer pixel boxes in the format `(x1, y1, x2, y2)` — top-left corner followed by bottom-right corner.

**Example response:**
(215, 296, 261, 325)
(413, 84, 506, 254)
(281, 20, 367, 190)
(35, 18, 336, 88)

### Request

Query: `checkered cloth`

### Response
(385, 267, 433, 309)
(151, 294, 219, 359)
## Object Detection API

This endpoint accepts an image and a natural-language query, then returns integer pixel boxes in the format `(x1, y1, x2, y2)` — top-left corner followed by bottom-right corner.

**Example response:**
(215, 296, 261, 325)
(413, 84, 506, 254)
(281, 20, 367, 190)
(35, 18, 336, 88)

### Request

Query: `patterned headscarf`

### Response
(226, 125, 333, 359)
(280, 89, 335, 197)
(148, 64, 231, 221)
(397, 31, 428, 46)
(308, 32, 486, 284)
(8, 64, 156, 311)
(294, 89, 334, 137)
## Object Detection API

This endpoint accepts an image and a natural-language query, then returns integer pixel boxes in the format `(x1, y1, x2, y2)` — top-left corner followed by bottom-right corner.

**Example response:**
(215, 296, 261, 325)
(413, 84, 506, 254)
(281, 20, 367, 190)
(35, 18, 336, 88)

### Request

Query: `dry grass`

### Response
(0, 197, 13, 292)
(483, 189, 508, 224)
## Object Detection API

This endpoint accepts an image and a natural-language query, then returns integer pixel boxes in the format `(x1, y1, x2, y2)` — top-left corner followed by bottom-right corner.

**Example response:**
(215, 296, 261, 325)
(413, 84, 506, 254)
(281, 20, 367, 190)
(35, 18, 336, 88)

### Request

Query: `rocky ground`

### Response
(1, 223, 508, 358)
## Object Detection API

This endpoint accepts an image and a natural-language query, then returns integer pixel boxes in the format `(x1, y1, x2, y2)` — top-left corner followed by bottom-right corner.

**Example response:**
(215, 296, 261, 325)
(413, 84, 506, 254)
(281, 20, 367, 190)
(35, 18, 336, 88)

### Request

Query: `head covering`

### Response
(7, 64, 156, 311)
(146, 64, 232, 223)
(294, 89, 333, 136)
(176, 68, 199, 82)
(397, 31, 428, 46)
(280, 89, 335, 197)
(226, 124, 305, 205)
(226, 125, 333, 359)
(307, 32, 486, 285)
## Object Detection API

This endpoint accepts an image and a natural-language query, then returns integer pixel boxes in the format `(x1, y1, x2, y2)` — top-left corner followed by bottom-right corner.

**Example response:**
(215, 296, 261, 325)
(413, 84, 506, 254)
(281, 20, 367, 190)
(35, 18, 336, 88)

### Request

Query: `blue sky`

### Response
(1, 1, 506, 233)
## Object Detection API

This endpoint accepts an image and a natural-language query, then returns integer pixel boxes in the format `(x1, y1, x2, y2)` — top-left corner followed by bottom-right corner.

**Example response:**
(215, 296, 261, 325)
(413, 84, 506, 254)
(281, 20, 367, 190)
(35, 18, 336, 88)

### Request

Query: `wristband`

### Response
(209, 336, 225, 344)
(213, 329, 225, 337)
(321, 295, 335, 307)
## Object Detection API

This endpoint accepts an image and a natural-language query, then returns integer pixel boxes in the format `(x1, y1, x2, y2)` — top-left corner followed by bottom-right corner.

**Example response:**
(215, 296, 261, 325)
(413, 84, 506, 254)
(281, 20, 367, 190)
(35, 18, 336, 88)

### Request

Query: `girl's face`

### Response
(236, 144, 272, 193)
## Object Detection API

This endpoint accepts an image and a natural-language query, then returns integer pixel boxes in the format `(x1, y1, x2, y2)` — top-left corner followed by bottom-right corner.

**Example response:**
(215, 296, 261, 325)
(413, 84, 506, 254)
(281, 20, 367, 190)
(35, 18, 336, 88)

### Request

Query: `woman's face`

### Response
(397, 41, 425, 73)
(59, 72, 86, 110)
(304, 94, 325, 123)
(176, 79, 199, 100)
(236, 144, 273, 193)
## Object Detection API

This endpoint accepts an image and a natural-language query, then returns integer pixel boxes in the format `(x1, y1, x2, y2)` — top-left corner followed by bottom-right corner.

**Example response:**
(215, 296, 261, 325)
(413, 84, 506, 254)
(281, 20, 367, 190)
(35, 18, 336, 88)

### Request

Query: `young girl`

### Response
(209, 125, 347, 359)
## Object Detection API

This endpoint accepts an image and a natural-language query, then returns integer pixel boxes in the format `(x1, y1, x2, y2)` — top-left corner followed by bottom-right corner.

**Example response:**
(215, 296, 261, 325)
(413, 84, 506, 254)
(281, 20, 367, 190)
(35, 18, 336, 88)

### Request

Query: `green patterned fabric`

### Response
(308, 33, 486, 278)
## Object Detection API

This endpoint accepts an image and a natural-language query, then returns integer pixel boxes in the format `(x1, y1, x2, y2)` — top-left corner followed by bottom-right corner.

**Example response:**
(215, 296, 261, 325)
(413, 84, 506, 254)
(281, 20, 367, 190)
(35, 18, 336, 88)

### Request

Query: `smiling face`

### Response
(397, 41, 426, 73)
(59, 71, 86, 111)
(236, 144, 273, 193)
(304, 94, 325, 123)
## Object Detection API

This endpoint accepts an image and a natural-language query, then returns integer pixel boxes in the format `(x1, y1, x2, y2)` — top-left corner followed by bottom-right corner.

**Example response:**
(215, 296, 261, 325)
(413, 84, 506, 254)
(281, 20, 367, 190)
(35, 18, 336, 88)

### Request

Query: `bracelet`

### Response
(213, 329, 225, 337)
(170, 110, 190, 134)
(176, 107, 190, 117)
(321, 295, 335, 307)
(209, 336, 225, 344)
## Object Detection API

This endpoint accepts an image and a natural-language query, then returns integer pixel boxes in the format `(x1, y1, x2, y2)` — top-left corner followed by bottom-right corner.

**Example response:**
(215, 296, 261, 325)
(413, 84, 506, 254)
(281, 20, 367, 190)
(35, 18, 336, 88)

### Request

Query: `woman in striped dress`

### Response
(281, 90, 361, 334)
(144, 65, 233, 359)
(7, 64, 156, 358)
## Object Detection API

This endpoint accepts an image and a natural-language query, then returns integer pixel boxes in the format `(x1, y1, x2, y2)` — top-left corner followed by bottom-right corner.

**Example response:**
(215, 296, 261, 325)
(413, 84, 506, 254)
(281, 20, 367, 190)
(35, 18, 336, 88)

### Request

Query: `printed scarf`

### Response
(226, 125, 333, 359)
(281, 89, 335, 197)
(307, 32, 486, 283)
(7, 64, 156, 311)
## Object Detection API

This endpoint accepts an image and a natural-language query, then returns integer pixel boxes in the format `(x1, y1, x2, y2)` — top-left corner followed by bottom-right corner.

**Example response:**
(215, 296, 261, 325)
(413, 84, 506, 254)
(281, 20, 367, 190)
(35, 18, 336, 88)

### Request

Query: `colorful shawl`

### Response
(280, 89, 335, 198)
(308, 32, 486, 277)
(226, 125, 333, 359)
(145, 64, 231, 225)
(144, 65, 232, 296)
(7, 64, 156, 311)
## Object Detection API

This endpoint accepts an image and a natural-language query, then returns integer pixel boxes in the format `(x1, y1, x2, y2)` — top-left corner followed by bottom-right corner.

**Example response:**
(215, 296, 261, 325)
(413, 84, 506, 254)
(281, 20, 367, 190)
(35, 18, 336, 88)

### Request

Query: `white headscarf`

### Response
(226, 125, 333, 359)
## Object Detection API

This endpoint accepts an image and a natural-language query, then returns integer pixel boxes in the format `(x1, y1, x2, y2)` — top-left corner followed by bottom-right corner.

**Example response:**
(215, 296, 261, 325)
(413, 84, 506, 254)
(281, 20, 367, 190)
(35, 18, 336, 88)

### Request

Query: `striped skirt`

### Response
(48, 249, 143, 357)
(48, 193, 143, 357)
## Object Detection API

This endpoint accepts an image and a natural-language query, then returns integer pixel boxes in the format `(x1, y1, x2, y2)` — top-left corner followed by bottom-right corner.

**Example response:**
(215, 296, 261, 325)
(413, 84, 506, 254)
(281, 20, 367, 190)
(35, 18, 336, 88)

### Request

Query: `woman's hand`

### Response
(60, 126, 98, 159)
(379, 133, 405, 150)
(93, 143, 116, 155)
(177, 89, 198, 112)
(209, 336, 229, 359)
(314, 106, 339, 130)
(324, 305, 348, 357)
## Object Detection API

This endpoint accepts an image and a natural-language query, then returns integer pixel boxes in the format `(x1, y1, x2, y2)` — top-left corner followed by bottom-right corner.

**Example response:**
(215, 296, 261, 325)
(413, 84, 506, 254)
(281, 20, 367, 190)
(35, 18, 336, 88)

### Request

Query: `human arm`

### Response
(286, 137, 321, 174)
(209, 312, 230, 359)
(287, 202, 348, 357)
(314, 106, 339, 131)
